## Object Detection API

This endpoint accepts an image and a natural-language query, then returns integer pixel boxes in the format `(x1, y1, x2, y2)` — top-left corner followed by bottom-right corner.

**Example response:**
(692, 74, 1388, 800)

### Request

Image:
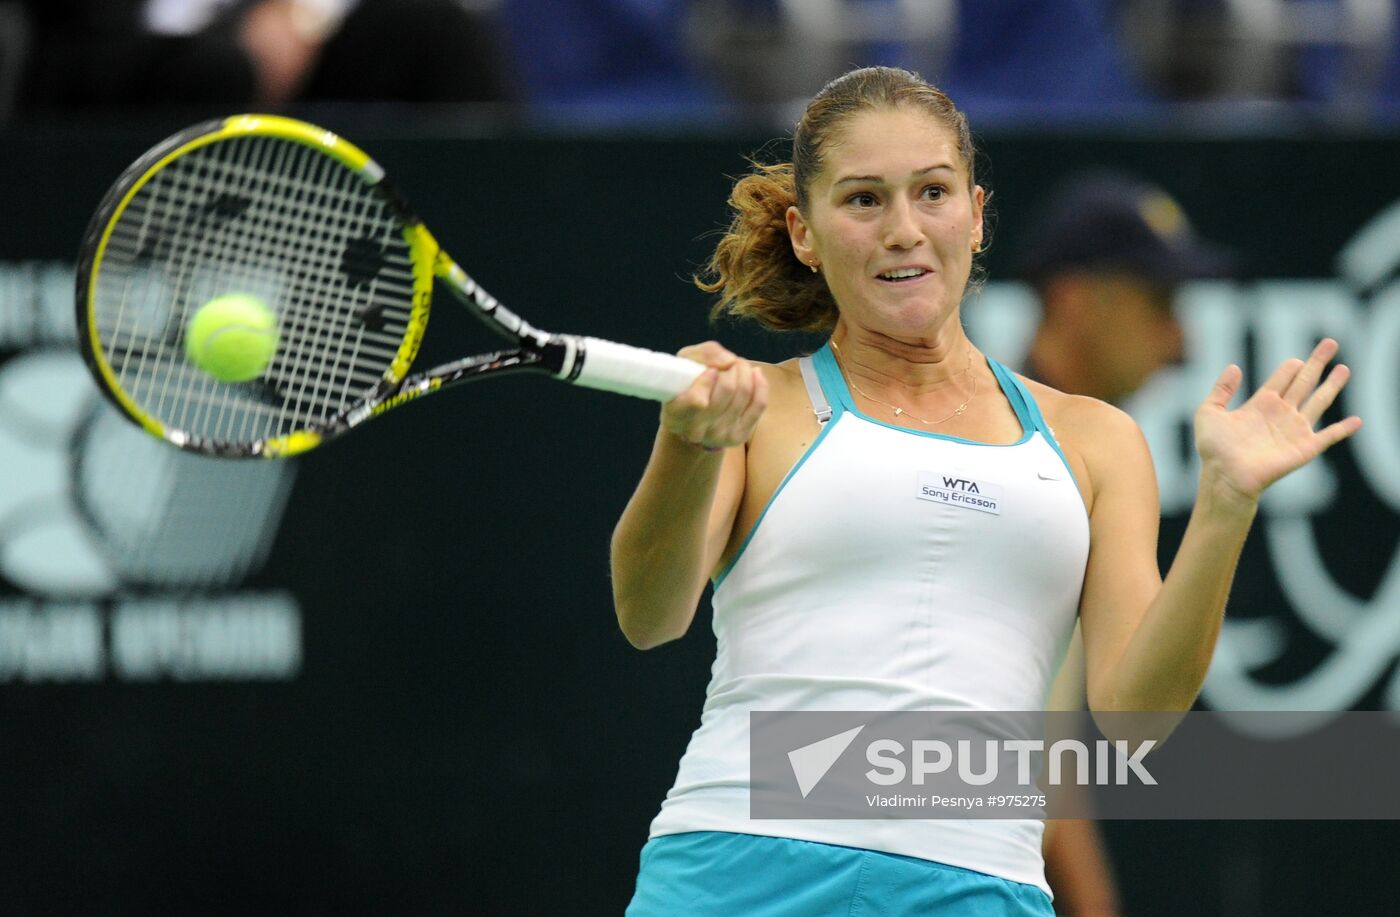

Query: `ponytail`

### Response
(695, 162, 839, 334)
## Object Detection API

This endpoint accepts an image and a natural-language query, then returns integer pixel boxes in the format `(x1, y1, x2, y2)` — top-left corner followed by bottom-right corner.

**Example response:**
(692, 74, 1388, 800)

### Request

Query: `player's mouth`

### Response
(876, 266, 933, 283)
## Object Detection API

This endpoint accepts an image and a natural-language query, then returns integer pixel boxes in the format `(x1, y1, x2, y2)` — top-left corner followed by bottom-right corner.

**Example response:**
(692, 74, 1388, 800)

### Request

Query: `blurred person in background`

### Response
(1019, 172, 1232, 408)
(15, 0, 508, 113)
(1016, 171, 1234, 916)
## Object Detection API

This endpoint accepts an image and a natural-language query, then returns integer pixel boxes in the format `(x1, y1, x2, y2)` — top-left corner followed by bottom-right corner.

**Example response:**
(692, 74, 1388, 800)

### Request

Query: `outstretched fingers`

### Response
(1300, 362, 1351, 424)
(1280, 338, 1341, 407)
(1315, 414, 1364, 452)
(1270, 338, 1362, 452)
(1267, 339, 1361, 447)
(1302, 356, 1363, 451)
(1204, 363, 1244, 409)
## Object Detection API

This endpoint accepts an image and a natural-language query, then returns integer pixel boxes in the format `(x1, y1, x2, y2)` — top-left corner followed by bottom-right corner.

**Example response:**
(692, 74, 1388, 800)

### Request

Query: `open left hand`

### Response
(1194, 338, 1363, 502)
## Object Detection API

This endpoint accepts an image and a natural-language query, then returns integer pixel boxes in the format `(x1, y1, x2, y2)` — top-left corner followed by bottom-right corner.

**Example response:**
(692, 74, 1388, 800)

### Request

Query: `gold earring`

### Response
(808, 260, 819, 273)
(972, 240, 982, 253)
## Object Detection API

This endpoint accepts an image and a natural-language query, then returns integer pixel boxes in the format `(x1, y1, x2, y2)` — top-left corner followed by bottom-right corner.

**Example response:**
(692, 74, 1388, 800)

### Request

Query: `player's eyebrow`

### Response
(833, 164, 956, 186)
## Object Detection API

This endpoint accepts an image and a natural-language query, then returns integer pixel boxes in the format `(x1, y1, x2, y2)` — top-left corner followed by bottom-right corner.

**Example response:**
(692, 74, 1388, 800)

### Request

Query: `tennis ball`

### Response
(185, 293, 280, 383)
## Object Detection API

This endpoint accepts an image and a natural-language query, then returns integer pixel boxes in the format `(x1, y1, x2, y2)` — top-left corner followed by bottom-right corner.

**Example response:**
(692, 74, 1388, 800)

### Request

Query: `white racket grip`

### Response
(572, 336, 706, 401)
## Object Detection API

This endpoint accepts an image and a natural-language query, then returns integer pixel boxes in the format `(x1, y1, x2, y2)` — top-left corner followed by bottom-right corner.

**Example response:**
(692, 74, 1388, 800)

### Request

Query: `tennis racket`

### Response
(76, 114, 704, 458)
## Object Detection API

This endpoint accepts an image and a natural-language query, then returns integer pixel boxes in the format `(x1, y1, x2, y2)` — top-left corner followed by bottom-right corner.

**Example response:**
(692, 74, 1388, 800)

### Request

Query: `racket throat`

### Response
(344, 343, 569, 429)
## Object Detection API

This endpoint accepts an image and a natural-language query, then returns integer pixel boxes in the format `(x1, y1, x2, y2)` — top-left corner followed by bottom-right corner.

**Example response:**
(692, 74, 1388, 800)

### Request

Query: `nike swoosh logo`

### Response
(1037, 471, 1061, 481)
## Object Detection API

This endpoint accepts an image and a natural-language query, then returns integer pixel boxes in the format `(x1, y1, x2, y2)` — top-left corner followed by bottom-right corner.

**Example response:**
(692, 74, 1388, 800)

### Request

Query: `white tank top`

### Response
(648, 343, 1090, 894)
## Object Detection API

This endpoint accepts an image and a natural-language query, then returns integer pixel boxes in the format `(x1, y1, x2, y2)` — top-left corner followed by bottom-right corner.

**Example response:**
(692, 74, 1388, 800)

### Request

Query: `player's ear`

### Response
(971, 185, 985, 251)
(787, 205, 816, 270)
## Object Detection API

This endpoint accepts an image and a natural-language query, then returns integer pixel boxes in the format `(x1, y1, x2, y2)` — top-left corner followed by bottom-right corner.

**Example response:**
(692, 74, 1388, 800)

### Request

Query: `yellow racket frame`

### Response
(82, 114, 437, 458)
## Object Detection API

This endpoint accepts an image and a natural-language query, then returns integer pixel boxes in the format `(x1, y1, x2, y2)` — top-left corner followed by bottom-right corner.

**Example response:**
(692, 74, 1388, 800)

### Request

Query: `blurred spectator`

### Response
(1116, 0, 1396, 107)
(682, 0, 1147, 118)
(498, 0, 725, 120)
(1014, 171, 1234, 916)
(12, 0, 1397, 124)
(681, 0, 956, 107)
(14, 0, 509, 114)
(937, 0, 1149, 118)
(499, 0, 1149, 124)
(1379, 13, 1400, 113)
(1017, 171, 1233, 404)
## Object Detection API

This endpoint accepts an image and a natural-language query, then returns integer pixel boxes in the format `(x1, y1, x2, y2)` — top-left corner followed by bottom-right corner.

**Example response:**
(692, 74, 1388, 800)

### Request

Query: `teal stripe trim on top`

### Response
(822, 341, 1031, 445)
(992, 360, 1082, 494)
(1002, 363, 1047, 432)
(988, 358, 1035, 434)
(714, 346, 1085, 590)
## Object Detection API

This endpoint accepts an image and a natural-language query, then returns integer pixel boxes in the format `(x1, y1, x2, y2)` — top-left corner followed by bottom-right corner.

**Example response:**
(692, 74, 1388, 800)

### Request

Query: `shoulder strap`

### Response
(988, 358, 1036, 435)
(991, 357, 1081, 488)
(798, 355, 833, 426)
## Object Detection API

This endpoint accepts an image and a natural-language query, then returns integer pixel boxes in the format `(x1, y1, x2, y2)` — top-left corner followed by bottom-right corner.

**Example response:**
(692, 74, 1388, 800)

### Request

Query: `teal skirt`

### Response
(626, 831, 1053, 917)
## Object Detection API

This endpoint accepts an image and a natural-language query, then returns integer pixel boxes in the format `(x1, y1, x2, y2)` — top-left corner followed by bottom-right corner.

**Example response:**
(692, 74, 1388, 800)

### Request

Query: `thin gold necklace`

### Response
(829, 339, 977, 425)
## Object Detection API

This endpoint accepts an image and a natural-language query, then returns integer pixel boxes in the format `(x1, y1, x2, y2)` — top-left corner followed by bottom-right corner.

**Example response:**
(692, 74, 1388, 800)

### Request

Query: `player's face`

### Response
(788, 106, 984, 344)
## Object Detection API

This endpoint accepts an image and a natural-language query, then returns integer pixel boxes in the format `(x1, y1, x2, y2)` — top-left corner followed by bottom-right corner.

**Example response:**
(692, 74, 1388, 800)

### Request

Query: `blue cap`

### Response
(1015, 172, 1235, 284)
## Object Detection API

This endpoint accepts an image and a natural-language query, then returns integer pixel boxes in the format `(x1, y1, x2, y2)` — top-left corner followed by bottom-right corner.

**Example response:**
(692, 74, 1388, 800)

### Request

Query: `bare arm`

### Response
(1044, 816, 1121, 916)
(1042, 626, 1123, 915)
(1078, 340, 1361, 713)
(610, 342, 767, 649)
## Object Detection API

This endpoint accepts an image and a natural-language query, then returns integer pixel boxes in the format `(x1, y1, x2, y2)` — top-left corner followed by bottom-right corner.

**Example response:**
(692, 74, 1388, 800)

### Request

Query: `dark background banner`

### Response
(1, 120, 1397, 915)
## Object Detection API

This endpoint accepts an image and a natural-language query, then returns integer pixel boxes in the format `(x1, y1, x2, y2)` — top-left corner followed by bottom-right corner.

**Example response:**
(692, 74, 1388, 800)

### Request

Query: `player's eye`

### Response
(847, 191, 878, 208)
(920, 185, 945, 201)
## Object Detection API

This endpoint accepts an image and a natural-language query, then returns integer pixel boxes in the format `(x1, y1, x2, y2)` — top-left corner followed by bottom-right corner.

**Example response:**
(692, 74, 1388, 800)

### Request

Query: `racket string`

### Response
(94, 132, 419, 447)
(276, 147, 382, 434)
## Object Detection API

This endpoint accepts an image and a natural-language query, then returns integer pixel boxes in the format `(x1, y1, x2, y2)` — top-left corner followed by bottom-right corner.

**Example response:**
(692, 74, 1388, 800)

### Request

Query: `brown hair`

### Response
(696, 66, 979, 334)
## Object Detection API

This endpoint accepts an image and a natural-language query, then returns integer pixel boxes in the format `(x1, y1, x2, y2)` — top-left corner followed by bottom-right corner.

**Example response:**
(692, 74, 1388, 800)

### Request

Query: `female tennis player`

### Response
(611, 66, 1360, 916)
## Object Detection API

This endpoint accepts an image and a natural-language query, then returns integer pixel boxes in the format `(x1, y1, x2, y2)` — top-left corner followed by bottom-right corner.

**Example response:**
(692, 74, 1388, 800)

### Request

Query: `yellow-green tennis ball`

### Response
(185, 293, 279, 382)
